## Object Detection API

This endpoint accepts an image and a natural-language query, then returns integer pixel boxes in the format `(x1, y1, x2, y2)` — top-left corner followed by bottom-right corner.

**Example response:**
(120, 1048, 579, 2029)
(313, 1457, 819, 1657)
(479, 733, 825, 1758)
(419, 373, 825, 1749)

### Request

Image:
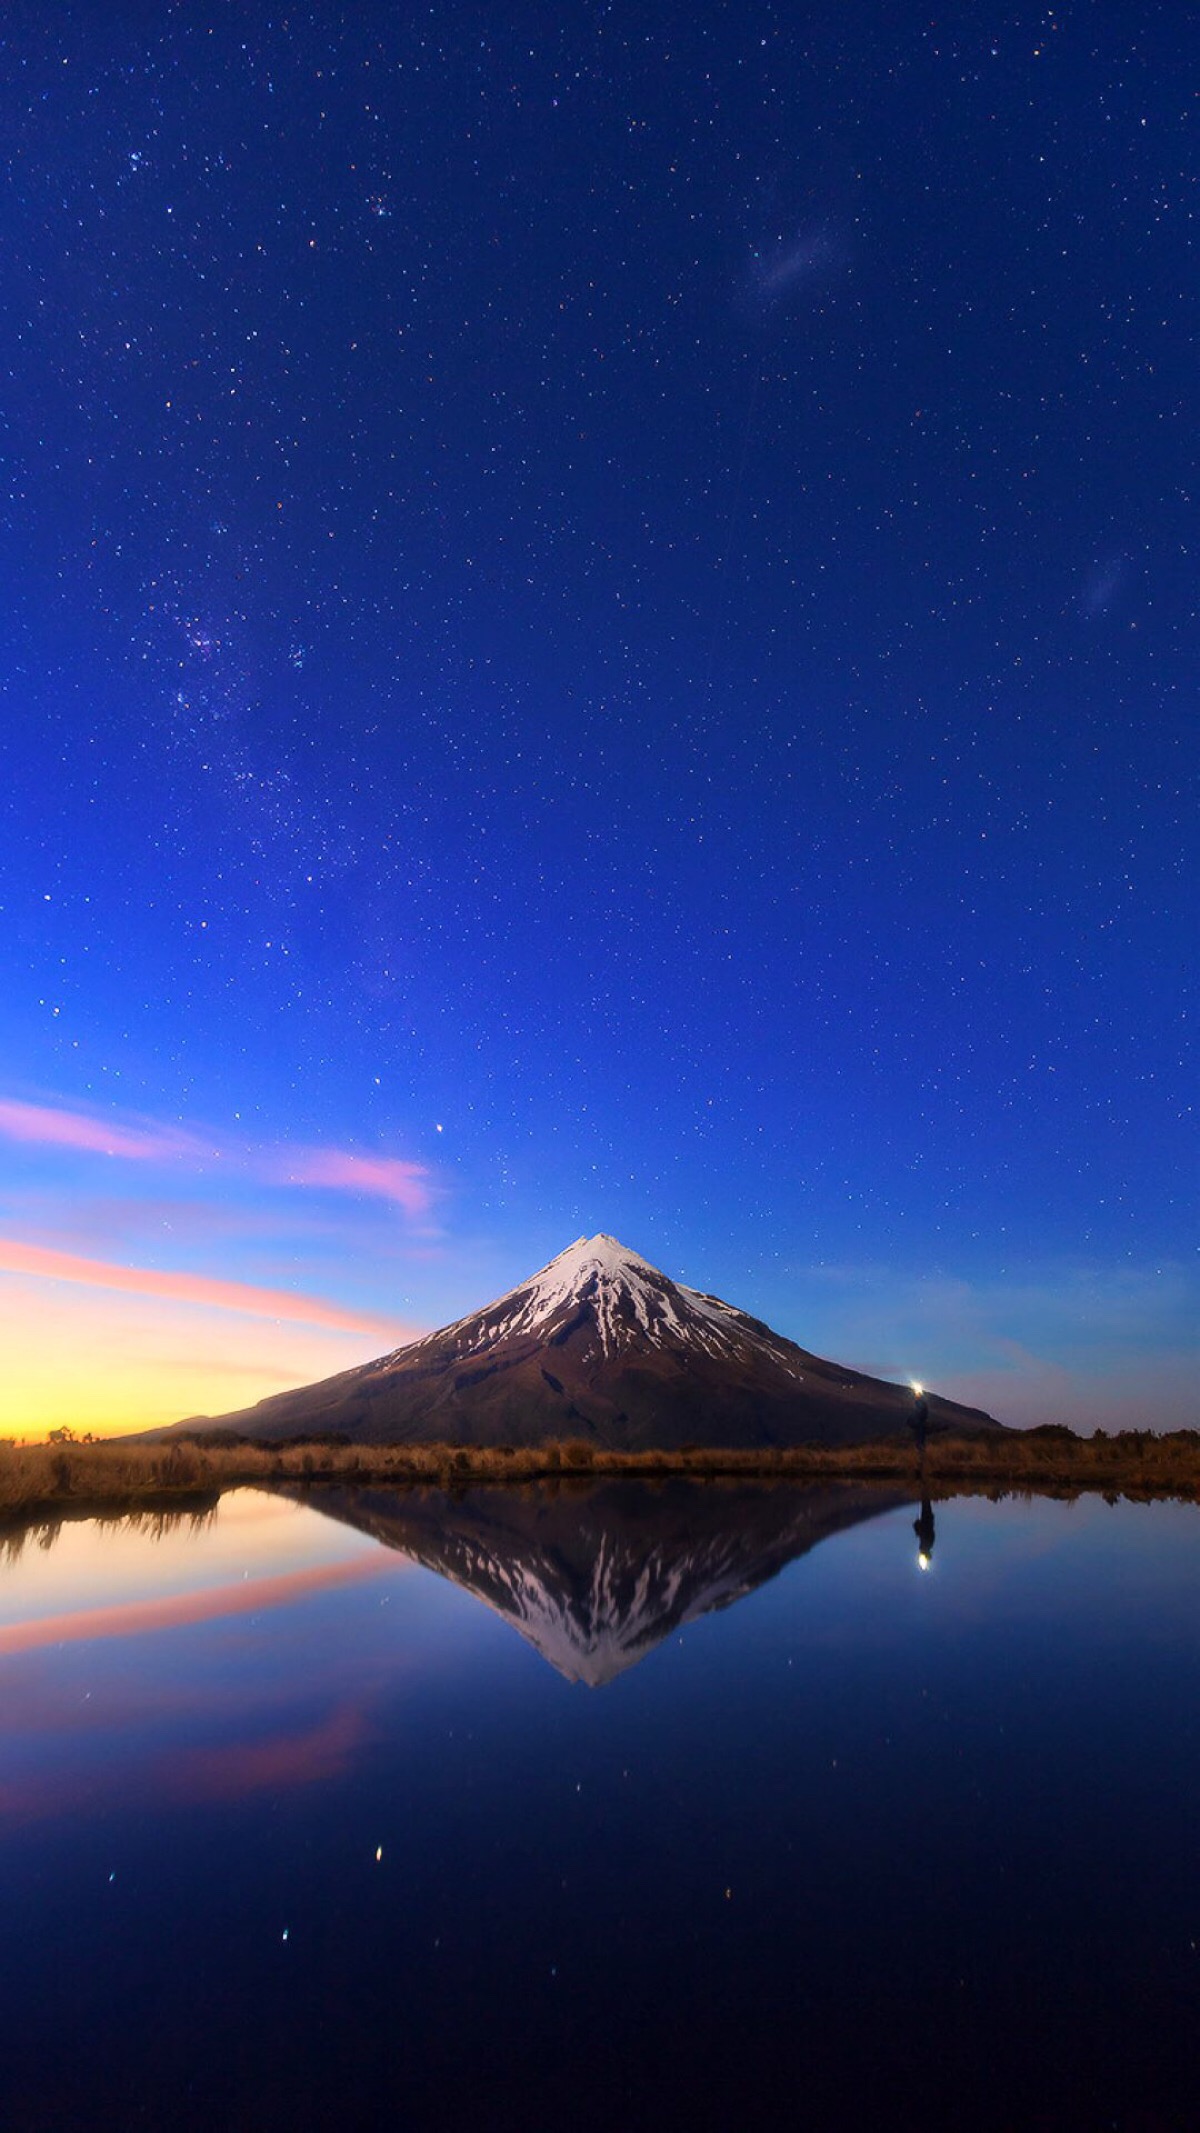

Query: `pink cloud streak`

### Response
(0, 1094, 434, 1214)
(274, 1148, 433, 1217)
(0, 1097, 207, 1163)
(0, 1238, 407, 1336)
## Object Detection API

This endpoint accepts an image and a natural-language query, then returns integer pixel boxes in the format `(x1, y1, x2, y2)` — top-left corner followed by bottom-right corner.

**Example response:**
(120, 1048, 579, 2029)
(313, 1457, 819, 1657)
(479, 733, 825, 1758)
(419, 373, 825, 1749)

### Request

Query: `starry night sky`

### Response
(0, 2, 1194, 1434)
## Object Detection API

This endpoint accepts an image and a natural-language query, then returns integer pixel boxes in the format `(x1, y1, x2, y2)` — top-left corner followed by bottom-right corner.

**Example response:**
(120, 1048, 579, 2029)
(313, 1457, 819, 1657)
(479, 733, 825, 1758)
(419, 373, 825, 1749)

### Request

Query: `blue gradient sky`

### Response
(0, 2, 1194, 1433)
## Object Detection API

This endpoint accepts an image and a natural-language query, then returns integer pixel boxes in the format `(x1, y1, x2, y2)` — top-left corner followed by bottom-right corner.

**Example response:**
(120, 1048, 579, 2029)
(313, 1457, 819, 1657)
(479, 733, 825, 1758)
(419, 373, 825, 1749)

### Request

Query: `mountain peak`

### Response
(534, 1231, 658, 1285)
(424, 1231, 690, 1364)
(545, 1232, 654, 1267)
(299, 1478, 915, 1686)
(177, 1232, 1002, 1451)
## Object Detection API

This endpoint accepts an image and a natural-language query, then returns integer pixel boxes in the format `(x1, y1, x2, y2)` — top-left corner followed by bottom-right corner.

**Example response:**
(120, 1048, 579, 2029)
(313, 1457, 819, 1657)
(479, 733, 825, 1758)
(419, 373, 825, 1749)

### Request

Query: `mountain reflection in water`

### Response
(4, 1485, 1200, 2133)
(276, 1476, 915, 1684)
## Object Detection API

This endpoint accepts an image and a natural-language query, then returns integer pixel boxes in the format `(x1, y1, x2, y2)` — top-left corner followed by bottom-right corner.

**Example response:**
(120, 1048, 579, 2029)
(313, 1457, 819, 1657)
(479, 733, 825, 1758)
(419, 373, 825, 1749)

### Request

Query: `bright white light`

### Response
(917, 1552, 931, 1572)
(911, 1381, 924, 1397)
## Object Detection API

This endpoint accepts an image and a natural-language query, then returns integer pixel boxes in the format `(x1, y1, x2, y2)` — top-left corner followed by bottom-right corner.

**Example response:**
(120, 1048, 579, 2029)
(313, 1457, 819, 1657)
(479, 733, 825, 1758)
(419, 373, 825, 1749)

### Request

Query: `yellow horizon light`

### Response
(0, 1274, 388, 1439)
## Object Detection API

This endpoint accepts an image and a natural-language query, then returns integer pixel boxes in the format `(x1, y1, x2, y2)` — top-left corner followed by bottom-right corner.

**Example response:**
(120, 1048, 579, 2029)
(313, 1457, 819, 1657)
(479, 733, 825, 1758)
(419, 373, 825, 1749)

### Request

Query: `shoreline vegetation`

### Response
(1, 1426, 1199, 1523)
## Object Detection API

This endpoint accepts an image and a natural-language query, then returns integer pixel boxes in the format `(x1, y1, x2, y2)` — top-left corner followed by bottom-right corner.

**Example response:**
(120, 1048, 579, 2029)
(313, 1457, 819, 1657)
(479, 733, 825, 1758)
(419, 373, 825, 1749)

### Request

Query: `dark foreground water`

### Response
(1, 1479, 1198, 2133)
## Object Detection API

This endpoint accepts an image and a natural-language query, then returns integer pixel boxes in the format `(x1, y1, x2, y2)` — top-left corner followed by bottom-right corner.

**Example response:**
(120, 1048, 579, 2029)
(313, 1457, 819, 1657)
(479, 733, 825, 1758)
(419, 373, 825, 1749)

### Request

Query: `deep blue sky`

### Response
(0, 2, 1194, 1431)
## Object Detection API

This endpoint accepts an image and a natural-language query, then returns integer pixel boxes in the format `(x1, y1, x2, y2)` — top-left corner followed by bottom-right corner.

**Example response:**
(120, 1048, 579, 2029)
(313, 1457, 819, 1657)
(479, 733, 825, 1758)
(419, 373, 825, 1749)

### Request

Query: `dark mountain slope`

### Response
(175, 1234, 1000, 1450)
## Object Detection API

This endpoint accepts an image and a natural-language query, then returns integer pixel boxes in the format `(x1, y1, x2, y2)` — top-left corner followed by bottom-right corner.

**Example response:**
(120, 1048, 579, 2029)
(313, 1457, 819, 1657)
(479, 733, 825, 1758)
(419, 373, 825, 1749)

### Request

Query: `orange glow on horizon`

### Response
(0, 1272, 421, 1439)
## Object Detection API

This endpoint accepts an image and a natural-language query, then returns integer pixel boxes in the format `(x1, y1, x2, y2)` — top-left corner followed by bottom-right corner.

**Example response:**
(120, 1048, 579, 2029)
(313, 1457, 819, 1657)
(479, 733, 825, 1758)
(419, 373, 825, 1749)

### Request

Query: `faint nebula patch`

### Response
(1079, 555, 1130, 616)
(743, 224, 842, 313)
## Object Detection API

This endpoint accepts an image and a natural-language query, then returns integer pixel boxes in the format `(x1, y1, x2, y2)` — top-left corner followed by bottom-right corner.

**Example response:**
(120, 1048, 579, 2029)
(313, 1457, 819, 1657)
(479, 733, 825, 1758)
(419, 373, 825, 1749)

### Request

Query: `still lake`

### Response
(1, 1479, 1198, 2132)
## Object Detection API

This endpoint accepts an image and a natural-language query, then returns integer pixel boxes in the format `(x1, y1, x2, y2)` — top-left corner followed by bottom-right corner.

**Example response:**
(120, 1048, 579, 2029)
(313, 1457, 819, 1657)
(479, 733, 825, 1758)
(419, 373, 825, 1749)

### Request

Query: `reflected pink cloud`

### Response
(0, 1772, 92, 1826)
(163, 1700, 370, 1803)
(0, 1700, 375, 1823)
(0, 1556, 387, 1656)
(0, 1239, 408, 1337)
(0, 1663, 293, 1738)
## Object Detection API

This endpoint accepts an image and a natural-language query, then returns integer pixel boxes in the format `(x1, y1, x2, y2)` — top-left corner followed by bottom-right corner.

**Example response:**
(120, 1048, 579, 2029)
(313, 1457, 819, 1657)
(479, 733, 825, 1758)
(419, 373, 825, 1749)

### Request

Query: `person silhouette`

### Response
(909, 1381, 929, 1453)
(914, 1493, 936, 1570)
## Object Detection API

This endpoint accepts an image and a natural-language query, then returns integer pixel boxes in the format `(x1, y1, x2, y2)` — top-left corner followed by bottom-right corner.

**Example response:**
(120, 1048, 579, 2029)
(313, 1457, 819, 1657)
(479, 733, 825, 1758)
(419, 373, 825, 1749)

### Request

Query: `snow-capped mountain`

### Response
(283, 1475, 916, 1686)
(179, 1232, 999, 1448)
(399, 1232, 809, 1377)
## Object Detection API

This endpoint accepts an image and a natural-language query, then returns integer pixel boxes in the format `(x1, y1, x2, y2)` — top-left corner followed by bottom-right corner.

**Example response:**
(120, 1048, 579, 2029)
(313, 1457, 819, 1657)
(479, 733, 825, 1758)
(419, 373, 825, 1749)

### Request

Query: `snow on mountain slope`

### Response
(284, 1477, 915, 1687)
(168, 1231, 1001, 1447)
(393, 1233, 805, 1378)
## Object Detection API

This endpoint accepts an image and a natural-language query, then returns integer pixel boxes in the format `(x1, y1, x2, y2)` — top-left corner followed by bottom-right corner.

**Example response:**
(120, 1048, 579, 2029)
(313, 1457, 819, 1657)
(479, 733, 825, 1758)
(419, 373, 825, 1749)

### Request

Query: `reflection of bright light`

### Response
(911, 1381, 924, 1396)
(917, 1552, 931, 1572)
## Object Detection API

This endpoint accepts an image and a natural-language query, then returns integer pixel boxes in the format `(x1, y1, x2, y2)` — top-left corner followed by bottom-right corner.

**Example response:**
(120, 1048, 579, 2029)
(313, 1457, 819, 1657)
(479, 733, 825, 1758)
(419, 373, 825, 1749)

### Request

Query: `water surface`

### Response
(1, 1481, 1198, 2131)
